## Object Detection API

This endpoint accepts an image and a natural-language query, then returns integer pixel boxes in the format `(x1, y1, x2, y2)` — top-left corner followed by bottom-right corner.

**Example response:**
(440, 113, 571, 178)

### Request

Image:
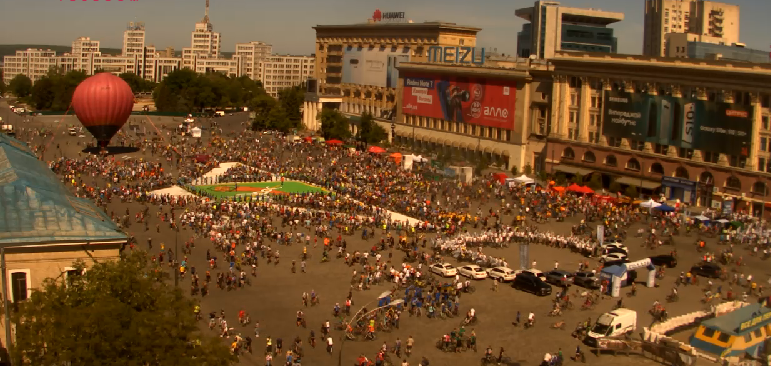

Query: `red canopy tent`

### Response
(579, 186, 595, 194)
(566, 183, 582, 192)
(303, 136, 312, 142)
(492, 173, 508, 184)
(368, 146, 386, 153)
(326, 139, 343, 145)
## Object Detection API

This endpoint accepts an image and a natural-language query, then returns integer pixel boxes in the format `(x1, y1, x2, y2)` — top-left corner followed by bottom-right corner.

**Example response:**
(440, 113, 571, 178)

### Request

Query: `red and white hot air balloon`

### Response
(71, 73, 135, 150)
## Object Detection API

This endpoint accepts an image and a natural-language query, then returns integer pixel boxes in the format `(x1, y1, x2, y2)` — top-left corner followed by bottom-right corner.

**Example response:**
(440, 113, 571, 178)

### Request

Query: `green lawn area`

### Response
(195, 181, 326, 199)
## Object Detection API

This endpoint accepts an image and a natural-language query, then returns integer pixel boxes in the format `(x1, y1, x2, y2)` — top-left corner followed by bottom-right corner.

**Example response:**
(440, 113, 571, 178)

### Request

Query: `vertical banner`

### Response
(597, 225, 605, 247)
(519, 243, 529, 270)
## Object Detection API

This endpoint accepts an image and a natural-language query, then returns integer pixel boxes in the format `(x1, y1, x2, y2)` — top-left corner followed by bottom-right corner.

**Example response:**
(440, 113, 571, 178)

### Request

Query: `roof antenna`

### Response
(203, 0, 210, 23)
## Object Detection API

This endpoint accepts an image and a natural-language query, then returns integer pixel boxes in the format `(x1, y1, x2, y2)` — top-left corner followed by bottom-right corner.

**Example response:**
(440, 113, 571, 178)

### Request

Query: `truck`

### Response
(1, 118, 14, 136)
(584, 308, 637, 347)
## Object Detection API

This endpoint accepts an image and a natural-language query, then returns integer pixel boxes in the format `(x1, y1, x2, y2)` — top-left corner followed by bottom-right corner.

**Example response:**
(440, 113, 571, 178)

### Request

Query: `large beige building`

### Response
(236, 41, 273, 81)
(260, 55, 315, 98)
(303, 20, 482, 130)
(643, 0, 740, 57)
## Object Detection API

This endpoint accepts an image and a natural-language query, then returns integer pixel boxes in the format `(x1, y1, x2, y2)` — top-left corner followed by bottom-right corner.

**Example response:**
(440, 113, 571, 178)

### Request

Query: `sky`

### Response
(0, 0, 769, 56)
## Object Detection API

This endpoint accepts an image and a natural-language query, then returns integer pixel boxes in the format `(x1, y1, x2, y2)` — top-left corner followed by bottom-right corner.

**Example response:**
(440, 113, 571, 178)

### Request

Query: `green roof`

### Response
(0, 134, 127, 245)
(701, 303, 771, 336)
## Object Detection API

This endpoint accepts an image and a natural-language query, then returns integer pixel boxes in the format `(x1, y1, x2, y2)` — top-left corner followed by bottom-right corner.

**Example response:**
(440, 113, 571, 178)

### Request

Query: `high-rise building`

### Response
(122, 22, 158, 80)
(643, 0, 740, 57)
(515, 1, 624, 59)
(235, 41, 273, 81)
(2, 49, 58, 84)
(182, 0, 222, 69)
(259, 55, 314, 98)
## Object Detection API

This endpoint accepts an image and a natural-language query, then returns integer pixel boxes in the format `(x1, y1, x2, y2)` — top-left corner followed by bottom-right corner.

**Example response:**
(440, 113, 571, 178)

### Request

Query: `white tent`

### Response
(513, 174, 534, 184)
(639, 199, 661, 208)
(406, 154, 428, 163)
(190, 127, 202, 138)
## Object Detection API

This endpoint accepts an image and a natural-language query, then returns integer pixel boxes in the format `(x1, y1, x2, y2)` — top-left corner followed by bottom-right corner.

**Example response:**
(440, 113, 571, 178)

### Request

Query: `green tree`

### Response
(625, 185, 639, 198)
(524, 164, 533, 176)
(119, 72, 156, 93)
(609, 179, 622, 194)
(510, 165, 519, 176)
(8, 74, 32, 98)
(319, 108, 351, 140)
(249, 93, 278, 131)
(474, 155, 490, 176)
(11, 251, 235, 366)
(555, 172, 567, 185)
(587, 172, 603, 190)
(28, 70, 87, 110)
(154, 70, 264, 113)
(278, 85, 305, 125)
(357, 112, 387, 144)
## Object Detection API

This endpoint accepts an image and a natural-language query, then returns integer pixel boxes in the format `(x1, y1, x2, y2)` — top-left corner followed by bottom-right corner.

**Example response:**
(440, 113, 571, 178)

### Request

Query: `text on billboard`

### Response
(427, 46, 485, 65)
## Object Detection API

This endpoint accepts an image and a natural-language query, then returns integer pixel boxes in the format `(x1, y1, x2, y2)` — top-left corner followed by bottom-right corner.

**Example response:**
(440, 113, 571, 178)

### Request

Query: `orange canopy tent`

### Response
(389, 152, 403, 164)
(566, 183, 582, 192)
(368, 146, 386, 153)
(579, 186, 595, 194)
(551, 186, 566, 192)
(492, 173, 508, 184)
(326, 139, 343, 145)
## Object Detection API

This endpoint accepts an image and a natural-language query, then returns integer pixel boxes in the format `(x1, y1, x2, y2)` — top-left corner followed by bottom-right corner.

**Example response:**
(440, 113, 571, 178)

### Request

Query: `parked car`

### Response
(601, 244, 629, 256)
(574, 271, 601, 289)
(429, 262, 457, 277)
(649, 254, 677, 268)
(515, 268, 546, 281)
(600, 252, 628, 264)
(544, 270, 575, 286)
(690, 263, 723, 278)
(458, 265, 488, 279)
(486, 266, 516, 282)
(511, 275, 552, 296)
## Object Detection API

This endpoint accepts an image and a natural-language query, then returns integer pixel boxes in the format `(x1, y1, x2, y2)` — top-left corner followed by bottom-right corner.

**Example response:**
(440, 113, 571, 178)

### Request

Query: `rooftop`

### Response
(515, 1, 624, 25)
(701, 303, 771, 335)
(314, 21, 482, 33)
(0, 134, 127, 246)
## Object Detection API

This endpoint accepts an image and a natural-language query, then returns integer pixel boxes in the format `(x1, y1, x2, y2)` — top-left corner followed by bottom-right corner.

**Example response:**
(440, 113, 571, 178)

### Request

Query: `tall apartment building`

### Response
(235, 41, 273, 81)
(515, 1, 624, 59)
(643, 0, 739, 57)
(122, 22, 157, 80)
(2, 49, 58, 84)
(71, 37, 102, 75)
(259, 55, 314, 97)
(182, 0, 222, 69)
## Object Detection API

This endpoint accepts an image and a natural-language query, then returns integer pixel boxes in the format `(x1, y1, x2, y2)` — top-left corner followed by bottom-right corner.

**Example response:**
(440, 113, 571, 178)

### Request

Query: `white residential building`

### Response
(235, 41, 273, 81)
(2, 49, 58, 84)
(182, 0, 222, 70)
(259, 55, 315, 97)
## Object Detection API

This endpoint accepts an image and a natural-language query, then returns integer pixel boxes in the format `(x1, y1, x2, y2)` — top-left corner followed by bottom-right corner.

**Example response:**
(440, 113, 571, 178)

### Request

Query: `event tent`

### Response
(326, 139, 343, 145)
(656, 204, 676, 212)
(513, 174, 534, 184)
(639, 199, 661, 208)
(492, 173, 508, 184)
(579, 186, 594, 194)
(368, 146, 386, 153)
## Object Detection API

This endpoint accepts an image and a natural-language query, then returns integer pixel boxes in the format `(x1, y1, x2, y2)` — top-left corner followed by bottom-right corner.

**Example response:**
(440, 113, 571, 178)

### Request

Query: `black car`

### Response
(573, 271, 601, 289)
(511, 274, 552, 296)
(690, 263, 723, 278)
(650, 255, 678, 268)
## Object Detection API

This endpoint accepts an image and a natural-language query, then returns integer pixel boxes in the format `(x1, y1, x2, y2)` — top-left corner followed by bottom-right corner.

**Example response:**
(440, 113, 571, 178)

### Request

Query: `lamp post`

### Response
(174, 225, 180, 288)
(391, 122, 395, 145)
(337, 291, 392, 366)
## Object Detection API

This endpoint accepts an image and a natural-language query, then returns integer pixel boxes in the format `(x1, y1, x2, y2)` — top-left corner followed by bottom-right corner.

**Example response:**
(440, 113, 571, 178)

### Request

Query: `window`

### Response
(763, 116, 770, 130)
(65, 267, 84, 285)
(754, 329, 763, 338)
(10, 270, 29, 302)
(590, 96, 599, 108)
(752, 181, 768, 196)
(605, 155, 618, 167)
(562, 147, 575, 159)
(717, 332, 731, 343)
(726, 176, 742, 190)
(675, 167, 690, 179)
(590, 114, 598, 126)
(650, 163, 665, 175)
(583, 151, 596, 163)
(570, 93, 578, 106)
(702, 327, 716, 338)
(761, 137, 768, 152)
(744, 334, 753, 343)
(626, 158, 641, 171)
(569, 111, 577, 123)
(760, 158, 767, 173)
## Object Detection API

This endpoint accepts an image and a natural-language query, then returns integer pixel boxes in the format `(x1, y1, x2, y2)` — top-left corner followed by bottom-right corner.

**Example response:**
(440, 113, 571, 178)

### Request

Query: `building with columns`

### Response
(532, 51, 771, 216)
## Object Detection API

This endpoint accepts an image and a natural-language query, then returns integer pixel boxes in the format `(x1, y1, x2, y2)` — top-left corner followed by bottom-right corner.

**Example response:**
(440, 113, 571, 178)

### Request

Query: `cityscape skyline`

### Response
(0, 0, 769, 56)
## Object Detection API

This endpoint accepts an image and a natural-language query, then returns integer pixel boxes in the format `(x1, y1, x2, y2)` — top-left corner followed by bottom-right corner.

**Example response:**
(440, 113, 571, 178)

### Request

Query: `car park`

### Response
(486, 267, 516, 282)
(511, 274, 552, 296)
(650, 254, 677, 268)
(690, 263, 723, 278)
(574, 271, 601, 289)
(544, 270, 575, 286)
(430, 262, 457, 277)
(458, 265, 488, 279)
(600, 252, 628, 264)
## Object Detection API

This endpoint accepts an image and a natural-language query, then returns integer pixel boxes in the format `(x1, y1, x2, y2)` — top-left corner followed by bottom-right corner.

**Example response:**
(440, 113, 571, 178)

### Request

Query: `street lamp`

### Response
(391, 122, 395, 145)
(337, 291, 392, 366)
(174, 225, 180, 287)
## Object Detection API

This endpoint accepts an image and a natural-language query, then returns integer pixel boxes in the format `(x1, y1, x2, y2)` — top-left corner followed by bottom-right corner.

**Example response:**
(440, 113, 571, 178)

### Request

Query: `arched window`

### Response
(674, 167, 690, 179)
(752, 181, 768, 196)
(582, 151, 596, 163)
(699, 171, 714, 184)
(562, 147, 575, 160)
(604, 155, 618, 167)
(725, 176, 742, 190)
(626, 158, 641, 171)
(650, 163, 665, 175)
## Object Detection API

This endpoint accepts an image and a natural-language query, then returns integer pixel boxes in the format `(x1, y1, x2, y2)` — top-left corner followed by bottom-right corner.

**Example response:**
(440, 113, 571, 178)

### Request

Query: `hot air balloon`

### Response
(71, 73, 135, 151)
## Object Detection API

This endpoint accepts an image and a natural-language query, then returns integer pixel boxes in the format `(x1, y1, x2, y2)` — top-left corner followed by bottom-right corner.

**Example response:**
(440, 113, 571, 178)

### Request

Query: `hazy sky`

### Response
(0, 0, 768, 55)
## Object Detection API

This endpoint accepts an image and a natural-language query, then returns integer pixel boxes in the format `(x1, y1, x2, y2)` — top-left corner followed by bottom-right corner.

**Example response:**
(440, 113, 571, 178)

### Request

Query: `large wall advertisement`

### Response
(602, 90, 753, 156)
(401, 75, 517, 130)
(342, 47, 410, 88)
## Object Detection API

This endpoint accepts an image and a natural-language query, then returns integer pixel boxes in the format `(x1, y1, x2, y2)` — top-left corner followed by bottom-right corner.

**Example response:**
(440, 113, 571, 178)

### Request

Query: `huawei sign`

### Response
(372, 9, 405, 22)
(373, 9, 382, 22)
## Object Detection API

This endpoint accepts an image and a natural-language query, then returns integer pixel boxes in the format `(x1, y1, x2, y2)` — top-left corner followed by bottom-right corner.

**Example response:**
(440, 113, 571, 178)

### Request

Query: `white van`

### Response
(214, 111, 225, 117)
(585, 308, 637, 346)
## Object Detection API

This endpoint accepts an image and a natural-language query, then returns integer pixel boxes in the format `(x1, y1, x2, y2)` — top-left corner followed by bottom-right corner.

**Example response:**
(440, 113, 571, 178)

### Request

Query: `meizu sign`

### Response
(427, 46, 485, 65)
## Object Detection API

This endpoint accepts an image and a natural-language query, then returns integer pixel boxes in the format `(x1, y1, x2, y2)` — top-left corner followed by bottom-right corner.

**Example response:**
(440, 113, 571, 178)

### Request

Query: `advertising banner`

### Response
(402, 75, 517, 130)
(342, 47, 410, 88)
(601, 90, 753, 156)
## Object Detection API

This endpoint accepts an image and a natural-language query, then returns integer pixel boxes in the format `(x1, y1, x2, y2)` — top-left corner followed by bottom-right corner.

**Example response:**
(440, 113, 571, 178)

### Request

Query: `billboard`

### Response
(602, 90, 753, 156)
(342, 47, 410, 88)
(401, 75, 517, 130)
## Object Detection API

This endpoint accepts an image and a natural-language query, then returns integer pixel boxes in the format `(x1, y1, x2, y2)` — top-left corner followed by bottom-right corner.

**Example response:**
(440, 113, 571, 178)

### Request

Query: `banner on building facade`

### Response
(601, 90, 753, 156)
(342, 47, 410, 88)
(401, 74, 517, 130)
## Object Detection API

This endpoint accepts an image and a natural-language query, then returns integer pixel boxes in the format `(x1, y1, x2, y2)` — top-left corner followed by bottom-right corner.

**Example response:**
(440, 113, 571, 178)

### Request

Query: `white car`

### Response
(600, 252, 628, 264)
(458, 265, 488, 280)
(602, 243, 628, 253)
(515, 268, 546, 281)
(429, 262, 457, 277)
(486, 266, 517, 282)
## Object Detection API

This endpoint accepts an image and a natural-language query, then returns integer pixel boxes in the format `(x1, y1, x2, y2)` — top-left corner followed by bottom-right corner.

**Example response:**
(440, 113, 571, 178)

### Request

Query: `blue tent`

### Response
(656, 204, 676, 212)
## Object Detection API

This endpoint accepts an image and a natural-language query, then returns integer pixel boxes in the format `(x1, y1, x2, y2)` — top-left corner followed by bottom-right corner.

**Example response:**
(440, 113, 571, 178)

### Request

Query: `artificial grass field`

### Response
(196, 181, 326, 199)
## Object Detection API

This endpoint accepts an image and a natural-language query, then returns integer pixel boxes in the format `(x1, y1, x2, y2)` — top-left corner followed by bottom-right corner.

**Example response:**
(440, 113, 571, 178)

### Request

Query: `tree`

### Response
(8, 74, 32, 98)
(357, 112, 388, 144)
(278, 85, 304, 125)
(571, 173, 584, 184)
(555, 172, 567, 185)
(11, 251, 235, 366)
(0, 69, 5, 95)
(524, 164, 533, 176)
(625, 185, 639, 199)
(319, 108, 351, 140)
(154, 70, 265, 113)
(587, 172, 603, 190)
(510, 165, 519, 176)
(537, 170, 549, 183)
(474, 155, 490, 176)
(119, 72, 156, 93)
(28, 70, 87, 110)
(609, 179, 622, 194)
